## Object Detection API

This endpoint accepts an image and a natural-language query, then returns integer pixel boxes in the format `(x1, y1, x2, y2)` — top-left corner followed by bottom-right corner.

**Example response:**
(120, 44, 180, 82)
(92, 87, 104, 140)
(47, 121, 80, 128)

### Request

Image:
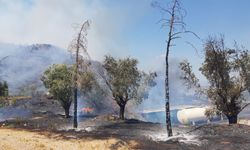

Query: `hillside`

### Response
(0, 43, 71, 95)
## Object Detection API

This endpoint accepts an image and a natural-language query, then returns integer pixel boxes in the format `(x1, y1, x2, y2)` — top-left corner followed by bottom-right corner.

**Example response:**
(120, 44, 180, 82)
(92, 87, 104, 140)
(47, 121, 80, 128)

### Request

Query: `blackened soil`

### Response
(1, 97, 250, 149)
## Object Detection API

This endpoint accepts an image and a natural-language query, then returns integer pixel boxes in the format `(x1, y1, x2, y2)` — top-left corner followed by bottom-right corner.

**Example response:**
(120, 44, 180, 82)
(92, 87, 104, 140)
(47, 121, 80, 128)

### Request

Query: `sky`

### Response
(0, 0, 250, 69)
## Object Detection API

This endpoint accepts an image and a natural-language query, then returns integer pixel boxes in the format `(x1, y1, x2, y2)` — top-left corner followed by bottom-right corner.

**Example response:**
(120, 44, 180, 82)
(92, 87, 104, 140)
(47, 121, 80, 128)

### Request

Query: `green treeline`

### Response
(0, 81, 8, 97)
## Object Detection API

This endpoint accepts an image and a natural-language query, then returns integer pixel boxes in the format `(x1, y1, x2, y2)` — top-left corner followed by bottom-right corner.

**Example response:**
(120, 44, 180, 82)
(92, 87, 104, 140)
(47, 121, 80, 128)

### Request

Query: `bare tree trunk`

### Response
(73, 32, 80, 128)
(164, 0, 177, 137)
(165, 56, 173, 136)
(69, 20, 90, 128)
(154, 0, 198, 136)
(73, 87, 78, 127)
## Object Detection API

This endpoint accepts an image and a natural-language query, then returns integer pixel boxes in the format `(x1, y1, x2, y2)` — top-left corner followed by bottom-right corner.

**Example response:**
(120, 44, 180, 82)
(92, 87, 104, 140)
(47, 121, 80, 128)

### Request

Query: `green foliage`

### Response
(78, 70, 96, 94)
(179, 60, 203, 97)
(104, 56, 140, 104)
(235, 50, 250, 93)
(41, 64, 73, 118)
(41, 64, 96, 118)
(180, 36, 250, 123)
(0, 96, 5, 107)
(133, 72, 157, 105)
(103, 55, 156, 119)
(0, 81, 8, 97)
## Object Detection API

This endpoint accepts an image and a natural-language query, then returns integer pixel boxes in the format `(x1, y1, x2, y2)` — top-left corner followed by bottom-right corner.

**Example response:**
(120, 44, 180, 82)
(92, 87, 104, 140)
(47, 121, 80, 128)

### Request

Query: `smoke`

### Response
(0, 0, 209, 121)
(0, 0, 151, 60)
(148, 130, 201, 146)
(0, 42, 207, 119)
(78, 60, 118, 115)
(138, 55, 205, 111)
(0, 0, 200, 107)
(0, 43, 70, 94)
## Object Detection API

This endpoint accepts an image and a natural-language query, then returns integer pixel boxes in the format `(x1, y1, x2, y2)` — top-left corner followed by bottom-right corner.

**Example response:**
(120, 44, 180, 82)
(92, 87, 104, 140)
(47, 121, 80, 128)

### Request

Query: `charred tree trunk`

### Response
(73, 87, 78, 127)
(73, 31, 80, 128)
(73, 52, 79, 128)
(227, 115, 238, 124)
(164, 0, 177, 137)
(70, 20, 90, 128)
(165, 57, 172, 136)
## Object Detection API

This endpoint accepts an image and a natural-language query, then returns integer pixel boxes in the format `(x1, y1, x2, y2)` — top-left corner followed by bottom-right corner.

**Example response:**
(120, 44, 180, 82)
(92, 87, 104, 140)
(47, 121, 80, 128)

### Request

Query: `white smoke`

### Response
(139, 56, 204, 111)
(0, 43, 70, 94)
(0, 0, 151, 61)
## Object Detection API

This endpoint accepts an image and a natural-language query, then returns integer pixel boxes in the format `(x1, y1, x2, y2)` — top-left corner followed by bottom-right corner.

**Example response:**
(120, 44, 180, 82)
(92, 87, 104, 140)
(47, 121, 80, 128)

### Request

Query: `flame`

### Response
(81, 107, 94, 113)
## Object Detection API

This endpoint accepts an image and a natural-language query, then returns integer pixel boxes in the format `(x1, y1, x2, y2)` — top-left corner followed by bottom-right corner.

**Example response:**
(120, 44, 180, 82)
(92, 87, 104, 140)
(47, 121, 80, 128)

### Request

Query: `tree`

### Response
(69, 20, 91, 128)
(0, 82, 3, 96)
(0, 81, 8, 97)
(103, 56, 156, 120)
(41, 64, 73, 118)
(180, 36, 250, 124)
(3, 81, 8, 97)
(0, 57, 9, 98)
(238, 50, 250, 93)
(152, 0, 187, 137)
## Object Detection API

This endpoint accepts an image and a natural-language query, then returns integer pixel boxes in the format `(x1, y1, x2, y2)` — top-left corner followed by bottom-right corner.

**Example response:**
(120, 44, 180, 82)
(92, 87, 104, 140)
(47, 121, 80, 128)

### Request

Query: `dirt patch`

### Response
(0, 128, 137, 150)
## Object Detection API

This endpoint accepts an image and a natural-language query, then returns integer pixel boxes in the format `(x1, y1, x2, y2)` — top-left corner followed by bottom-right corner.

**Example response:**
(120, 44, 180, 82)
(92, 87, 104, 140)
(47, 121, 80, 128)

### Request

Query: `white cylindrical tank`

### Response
(177, 107, 208, 124)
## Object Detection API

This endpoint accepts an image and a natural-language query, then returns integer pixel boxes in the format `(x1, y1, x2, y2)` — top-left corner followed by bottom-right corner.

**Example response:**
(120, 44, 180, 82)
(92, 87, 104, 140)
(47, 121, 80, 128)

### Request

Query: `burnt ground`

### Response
(1, 97, 250, 150)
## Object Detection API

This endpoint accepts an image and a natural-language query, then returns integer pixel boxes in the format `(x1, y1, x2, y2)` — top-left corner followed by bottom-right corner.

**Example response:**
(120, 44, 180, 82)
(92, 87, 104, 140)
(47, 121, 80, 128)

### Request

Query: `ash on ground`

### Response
(1, 96, 250, 150)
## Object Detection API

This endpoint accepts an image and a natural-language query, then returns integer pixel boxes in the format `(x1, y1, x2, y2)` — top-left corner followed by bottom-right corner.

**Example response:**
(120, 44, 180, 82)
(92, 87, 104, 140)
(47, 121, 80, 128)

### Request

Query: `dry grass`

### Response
(0, 128, 137, 150)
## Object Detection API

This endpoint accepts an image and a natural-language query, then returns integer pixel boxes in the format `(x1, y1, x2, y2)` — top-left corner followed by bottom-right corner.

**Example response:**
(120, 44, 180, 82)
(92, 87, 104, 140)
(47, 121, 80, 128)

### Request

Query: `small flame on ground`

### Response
(81, 107, 94, 113)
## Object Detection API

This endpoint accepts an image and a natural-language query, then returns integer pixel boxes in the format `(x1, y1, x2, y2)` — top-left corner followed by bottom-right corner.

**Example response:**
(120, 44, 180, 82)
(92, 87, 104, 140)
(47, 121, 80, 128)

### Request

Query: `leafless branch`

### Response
(239, 103, 250, 114)
(151, 1, 172, 15)
(185, 41, 203, 58)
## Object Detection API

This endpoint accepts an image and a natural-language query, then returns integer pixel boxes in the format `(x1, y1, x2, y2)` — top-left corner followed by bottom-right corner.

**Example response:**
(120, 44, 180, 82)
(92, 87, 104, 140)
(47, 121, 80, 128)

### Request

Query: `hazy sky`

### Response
(1, 0, 250, 107)
(0, 0, 250, 73)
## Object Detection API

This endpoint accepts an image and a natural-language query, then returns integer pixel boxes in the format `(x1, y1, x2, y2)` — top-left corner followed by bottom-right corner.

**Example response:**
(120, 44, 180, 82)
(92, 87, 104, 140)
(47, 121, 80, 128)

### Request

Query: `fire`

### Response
(81, 107, 94, 113)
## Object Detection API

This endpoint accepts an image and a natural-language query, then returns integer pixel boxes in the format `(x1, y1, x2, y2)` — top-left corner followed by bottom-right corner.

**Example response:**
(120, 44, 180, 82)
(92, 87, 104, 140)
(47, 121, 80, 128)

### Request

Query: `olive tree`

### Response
(180, 36, 250, 124)
(41, 64, 73, 118)
(42, 63, 96, 119)
(103, 56, 156, 120)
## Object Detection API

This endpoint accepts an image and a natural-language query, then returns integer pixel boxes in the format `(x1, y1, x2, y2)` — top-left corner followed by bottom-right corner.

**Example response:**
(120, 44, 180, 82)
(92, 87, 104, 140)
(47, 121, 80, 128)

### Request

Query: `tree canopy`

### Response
(41, 63, 96, 118)
(0, 81, 8, 97)
(41, 64, 73, 118)
(103, 55, 156, 120)
(180, 36, 250, 124)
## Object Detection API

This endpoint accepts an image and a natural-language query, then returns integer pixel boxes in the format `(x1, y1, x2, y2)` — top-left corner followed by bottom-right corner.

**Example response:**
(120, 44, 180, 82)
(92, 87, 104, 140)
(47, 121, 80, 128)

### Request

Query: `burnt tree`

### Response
(152, 0, 188, 136)
(69, 20, 91, 128)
